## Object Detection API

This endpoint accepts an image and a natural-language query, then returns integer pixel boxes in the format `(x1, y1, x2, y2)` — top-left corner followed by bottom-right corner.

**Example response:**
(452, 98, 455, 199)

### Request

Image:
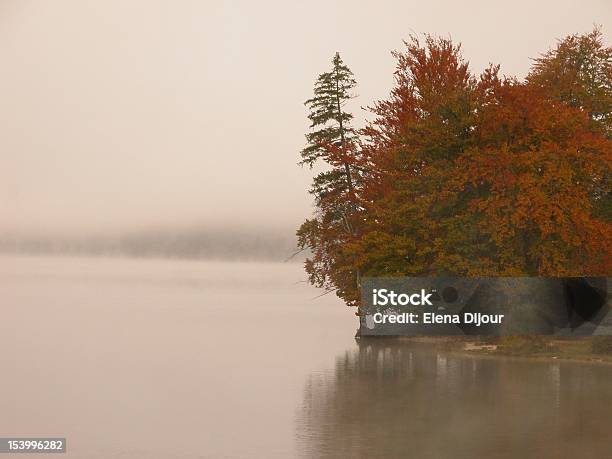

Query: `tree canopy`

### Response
(298, 30, 611, 308)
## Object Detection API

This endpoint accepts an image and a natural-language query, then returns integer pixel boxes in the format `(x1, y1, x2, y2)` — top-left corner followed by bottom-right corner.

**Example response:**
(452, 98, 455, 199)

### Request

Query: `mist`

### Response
(1, 0, 609, 257)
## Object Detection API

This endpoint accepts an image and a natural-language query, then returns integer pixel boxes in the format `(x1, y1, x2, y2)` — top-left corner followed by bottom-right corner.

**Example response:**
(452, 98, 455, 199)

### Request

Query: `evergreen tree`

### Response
(300, 52, 358, 199)
(297, 53, 363, 305)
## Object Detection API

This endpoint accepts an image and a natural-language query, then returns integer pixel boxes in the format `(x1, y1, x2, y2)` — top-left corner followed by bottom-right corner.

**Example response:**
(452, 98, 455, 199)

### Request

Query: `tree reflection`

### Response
(297, 340, 612, 458)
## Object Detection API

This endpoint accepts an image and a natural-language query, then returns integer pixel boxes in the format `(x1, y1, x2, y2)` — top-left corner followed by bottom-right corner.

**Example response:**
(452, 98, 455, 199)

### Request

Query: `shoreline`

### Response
(357, 336, 612, 365)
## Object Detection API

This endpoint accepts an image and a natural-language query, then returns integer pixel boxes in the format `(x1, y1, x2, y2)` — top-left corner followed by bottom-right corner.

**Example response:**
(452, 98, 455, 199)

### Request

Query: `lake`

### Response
(1, 255, 611, 458)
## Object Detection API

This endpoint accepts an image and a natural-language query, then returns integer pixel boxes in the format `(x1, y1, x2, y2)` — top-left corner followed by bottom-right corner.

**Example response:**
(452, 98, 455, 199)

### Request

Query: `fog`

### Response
(0, 0, 609, 255)
(0, 224, 299, 261)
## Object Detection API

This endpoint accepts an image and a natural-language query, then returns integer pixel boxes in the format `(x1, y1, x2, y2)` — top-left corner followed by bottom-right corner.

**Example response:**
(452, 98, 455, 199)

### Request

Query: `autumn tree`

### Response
(457, 77, 611, 275)
(352, 35, 484, 280)
(527, 27, 612, 221)
(527, 27, 611, 136)
(297, 53, 364, 305)
(299, 31, 611, 308)
(351, 32, 611, 284)
(457, 28, 611, 275)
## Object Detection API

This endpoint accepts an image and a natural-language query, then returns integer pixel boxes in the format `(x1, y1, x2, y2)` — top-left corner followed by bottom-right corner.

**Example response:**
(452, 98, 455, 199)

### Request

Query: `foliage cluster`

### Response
(298, 29, 611, 308)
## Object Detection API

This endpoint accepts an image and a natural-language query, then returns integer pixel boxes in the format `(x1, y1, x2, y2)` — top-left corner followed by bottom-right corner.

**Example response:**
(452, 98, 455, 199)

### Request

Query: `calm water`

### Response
(1, 255, 611, 458)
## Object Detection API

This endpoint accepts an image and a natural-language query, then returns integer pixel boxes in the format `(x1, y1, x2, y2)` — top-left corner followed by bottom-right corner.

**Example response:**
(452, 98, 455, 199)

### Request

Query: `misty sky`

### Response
(1, 0, 610, 236)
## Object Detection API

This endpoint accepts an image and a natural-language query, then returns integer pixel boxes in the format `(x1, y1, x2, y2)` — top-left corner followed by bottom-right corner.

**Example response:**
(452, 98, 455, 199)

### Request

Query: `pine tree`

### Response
(300, 52, 358, 199)
(297, 53, 363, 305)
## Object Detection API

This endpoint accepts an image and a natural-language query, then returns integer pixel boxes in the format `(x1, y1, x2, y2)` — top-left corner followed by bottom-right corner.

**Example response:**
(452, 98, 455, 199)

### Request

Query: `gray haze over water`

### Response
(1, 0, 609, 257)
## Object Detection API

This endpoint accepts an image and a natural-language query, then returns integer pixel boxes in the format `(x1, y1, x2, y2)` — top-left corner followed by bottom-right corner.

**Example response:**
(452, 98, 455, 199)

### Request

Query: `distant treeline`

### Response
(0, 227, 302, 262)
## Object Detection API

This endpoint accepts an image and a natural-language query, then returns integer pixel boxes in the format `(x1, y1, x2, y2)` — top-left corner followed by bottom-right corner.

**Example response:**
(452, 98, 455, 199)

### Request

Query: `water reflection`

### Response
(297, 340, 612, 459)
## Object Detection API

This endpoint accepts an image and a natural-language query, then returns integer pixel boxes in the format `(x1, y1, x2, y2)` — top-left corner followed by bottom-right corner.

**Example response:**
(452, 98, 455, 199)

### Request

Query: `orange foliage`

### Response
(300, 31, 611, 306)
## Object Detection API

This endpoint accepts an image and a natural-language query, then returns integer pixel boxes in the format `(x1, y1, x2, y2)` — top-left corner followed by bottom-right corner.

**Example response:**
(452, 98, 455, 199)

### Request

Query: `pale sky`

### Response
(1, 0, 610, 235)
